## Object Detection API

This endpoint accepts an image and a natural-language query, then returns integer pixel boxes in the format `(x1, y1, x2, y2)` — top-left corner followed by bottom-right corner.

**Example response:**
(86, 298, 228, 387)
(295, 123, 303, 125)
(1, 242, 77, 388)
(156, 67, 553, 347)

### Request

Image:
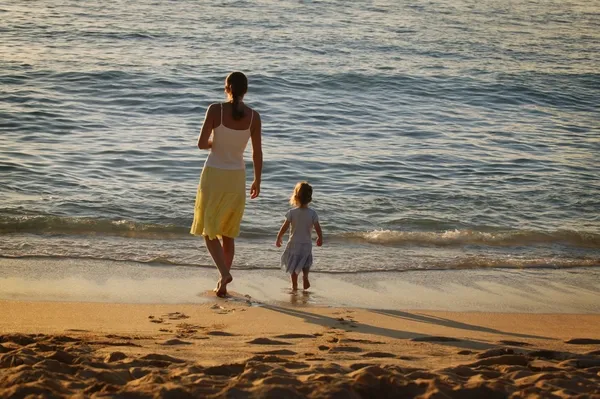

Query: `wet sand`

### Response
(1, 257, 599, 313)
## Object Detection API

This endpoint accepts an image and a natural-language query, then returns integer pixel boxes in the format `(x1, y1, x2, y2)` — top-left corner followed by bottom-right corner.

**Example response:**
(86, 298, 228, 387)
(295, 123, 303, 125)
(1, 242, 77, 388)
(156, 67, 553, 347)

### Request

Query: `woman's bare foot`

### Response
(216, 274, 233, 298)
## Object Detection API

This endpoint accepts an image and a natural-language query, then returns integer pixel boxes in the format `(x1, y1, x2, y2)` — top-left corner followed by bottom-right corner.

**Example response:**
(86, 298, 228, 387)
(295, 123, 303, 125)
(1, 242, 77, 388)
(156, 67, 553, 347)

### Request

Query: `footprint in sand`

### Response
(476, 348, 515, 359)
(203, 363, 246, 376)
(247, 338, 291, 346)
(148, 316, 165, 324)
(104, 351, 127, 362)
(206, 331, 236, 337)
(336, 317, 358, 327)
(329, 346, 363, 353)
(527, 350, 567, 360)
(210, 304, 234, 314)
(342, 338, 384, 345)
(163, 312, 190, 320)
(256, 349, 297, 356)
(105, 334, 133, 340)
(467, 354, 529, 367)
(274, 334, 316, 339)
(564, 338, 600, 345)
(140, 353, 186, 364)
(247, 355, 307, 366)
(498, 340, 531, 347)
(161, 339, 192, 346)
(174, 323, 206, 339)
(399, 356, 418, 361)
(361, 352, 396, 359)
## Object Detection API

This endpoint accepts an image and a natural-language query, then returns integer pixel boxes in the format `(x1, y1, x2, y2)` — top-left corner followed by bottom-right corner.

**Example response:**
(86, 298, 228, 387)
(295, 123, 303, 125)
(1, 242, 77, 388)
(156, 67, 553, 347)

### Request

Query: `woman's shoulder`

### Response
(207, 103, 222, 114)
(247, 106, 260, 120)
(248, 105, 260, 115)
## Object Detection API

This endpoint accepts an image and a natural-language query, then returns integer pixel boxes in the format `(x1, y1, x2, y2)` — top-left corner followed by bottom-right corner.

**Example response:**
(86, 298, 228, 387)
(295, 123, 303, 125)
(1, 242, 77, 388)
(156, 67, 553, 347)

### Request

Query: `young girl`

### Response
(276, 182, 323, 290)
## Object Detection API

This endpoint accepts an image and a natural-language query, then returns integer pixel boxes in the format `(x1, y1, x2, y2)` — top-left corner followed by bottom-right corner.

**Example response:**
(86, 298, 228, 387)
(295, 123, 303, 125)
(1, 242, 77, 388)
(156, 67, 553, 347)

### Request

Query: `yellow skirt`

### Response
(190, 166, 246, 239)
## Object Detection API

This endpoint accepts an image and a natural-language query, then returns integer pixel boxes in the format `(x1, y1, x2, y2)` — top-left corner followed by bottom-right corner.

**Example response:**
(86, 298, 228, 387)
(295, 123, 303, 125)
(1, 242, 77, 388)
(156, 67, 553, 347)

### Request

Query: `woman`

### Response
(191, 72, 262, 297)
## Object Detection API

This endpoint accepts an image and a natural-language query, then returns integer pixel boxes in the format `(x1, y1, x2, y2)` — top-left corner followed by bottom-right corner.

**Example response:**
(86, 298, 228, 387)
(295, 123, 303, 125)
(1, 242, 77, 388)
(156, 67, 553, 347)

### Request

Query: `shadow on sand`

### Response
(262, 304, 521, 351)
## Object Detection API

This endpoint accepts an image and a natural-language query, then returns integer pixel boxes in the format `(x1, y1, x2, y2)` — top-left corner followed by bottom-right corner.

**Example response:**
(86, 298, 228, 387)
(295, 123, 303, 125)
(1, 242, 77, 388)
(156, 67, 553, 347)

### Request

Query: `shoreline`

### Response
(1, 257, 599, 313)
(4, 254, 600, 274)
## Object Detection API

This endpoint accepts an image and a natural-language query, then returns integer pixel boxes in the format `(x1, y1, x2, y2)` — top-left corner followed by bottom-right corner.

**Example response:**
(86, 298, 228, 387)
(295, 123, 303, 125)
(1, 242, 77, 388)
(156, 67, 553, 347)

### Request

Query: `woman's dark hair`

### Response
(225, 72, 248, 120)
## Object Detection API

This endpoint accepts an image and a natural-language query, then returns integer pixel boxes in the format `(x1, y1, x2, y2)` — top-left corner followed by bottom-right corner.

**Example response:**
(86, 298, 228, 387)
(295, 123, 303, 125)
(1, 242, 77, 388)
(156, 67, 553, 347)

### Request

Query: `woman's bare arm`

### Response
(197, 104, 218, 150)
(250, 111, 263, 199)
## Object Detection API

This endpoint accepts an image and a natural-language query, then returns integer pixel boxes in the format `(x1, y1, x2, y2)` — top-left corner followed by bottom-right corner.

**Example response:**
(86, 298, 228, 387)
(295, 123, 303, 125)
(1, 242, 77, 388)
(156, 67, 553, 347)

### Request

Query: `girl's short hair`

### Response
(290, 182, 313, 207)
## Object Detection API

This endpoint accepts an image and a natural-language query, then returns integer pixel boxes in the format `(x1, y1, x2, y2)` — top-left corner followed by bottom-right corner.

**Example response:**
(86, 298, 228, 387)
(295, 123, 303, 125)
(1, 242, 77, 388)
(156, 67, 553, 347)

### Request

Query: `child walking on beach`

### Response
(276, 182, 323, 290)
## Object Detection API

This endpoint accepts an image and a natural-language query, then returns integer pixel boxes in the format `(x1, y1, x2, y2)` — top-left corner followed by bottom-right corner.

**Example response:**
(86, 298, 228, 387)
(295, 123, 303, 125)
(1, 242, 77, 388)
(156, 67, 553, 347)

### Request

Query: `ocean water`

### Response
(1, 0, 599, 274)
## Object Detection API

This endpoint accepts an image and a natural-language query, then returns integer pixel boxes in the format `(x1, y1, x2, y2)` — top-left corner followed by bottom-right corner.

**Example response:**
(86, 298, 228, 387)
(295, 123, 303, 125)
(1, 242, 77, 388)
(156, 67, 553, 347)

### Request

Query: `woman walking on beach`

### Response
(191, 72, 262, 297)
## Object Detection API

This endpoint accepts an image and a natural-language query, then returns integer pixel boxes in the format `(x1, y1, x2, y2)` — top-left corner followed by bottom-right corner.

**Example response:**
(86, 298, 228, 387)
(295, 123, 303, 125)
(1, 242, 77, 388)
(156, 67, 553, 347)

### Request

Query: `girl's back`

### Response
(286, 207, 318, 245)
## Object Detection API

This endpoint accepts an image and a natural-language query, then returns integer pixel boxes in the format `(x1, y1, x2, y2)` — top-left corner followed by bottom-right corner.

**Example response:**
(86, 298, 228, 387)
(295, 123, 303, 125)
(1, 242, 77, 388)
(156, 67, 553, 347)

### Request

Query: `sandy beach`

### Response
(1, 296, 599, 398)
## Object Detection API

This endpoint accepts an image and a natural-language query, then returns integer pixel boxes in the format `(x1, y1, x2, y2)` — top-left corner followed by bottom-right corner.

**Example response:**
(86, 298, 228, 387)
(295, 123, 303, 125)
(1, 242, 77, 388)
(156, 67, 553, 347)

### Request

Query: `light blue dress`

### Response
(281, 207, 319, 274)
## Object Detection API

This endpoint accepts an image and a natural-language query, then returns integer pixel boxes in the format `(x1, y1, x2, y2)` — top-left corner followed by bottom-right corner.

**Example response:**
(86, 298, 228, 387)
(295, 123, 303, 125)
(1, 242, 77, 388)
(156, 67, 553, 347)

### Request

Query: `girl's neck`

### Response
(297, 204, 309, 209)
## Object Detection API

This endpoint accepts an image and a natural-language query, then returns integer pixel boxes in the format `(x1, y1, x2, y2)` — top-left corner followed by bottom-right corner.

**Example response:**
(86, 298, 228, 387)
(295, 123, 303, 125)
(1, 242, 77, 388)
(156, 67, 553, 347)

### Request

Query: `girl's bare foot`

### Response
(291, 272, 299, 291)
(303, 276, 310, 290)
(216, 274, 233, 298)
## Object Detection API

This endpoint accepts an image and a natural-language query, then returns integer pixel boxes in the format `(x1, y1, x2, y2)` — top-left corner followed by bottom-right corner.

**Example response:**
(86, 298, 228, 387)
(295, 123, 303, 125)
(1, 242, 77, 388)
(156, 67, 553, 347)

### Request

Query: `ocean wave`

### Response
(0, 214, 188, 239)
(342, 229, 600, 248)
(2, 214, 599, 250)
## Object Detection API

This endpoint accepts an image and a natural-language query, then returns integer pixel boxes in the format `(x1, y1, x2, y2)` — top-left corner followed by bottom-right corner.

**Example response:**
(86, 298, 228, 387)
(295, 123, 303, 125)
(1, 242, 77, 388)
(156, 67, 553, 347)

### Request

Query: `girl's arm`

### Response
(249, 111, 262, 199)
(276, 220, 290, 247)
(314, 222, 323, 246)
(197, 104, 218, 150)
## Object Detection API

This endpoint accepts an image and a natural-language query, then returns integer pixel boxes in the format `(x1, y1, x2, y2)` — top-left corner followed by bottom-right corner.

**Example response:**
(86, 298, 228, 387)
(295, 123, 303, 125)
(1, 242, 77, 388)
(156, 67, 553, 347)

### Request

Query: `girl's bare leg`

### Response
(291, 273, 299, 291)
(302, 268, 310, 290)
(204, 236, 233, 297)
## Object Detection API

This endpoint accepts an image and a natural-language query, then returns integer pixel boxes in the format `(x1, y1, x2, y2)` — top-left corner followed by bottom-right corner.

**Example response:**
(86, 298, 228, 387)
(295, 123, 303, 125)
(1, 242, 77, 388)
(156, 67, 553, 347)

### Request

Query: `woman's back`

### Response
(205, 103, 253, 170)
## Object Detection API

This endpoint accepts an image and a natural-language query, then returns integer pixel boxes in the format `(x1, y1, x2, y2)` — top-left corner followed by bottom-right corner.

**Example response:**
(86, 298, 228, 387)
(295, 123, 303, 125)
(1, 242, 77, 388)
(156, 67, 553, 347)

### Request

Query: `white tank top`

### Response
(205, 104, 253, 170)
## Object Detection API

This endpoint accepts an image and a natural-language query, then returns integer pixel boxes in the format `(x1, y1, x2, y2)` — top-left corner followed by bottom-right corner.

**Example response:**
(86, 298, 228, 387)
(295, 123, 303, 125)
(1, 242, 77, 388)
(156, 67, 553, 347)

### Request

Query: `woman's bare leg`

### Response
(222, 236, 235, 272)
(204, 236, 232, 297)
(215, 236, 235, 296)
(291, 273, 299, 291)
